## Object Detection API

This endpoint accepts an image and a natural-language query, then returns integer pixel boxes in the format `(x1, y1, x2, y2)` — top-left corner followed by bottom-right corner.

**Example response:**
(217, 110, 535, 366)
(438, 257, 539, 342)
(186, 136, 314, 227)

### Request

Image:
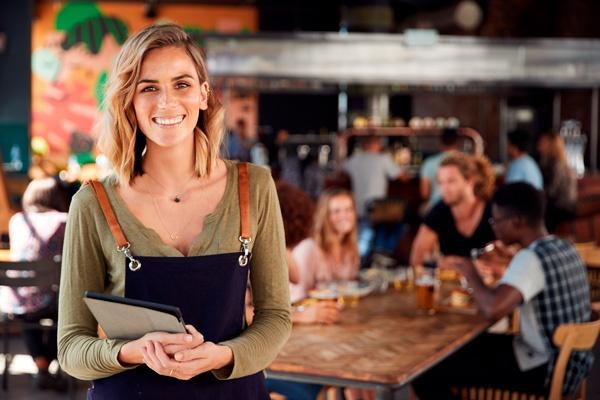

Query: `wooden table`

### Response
(267, 290, 491, 400)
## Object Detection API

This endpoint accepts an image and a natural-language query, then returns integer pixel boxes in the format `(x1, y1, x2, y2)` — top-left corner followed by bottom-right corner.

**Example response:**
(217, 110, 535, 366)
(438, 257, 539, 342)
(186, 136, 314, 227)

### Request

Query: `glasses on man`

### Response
(488, 215, 512, 226)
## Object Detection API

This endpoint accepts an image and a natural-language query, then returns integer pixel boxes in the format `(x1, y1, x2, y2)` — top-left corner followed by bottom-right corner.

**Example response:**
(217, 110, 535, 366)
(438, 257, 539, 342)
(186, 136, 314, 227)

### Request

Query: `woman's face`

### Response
(132, 46, 209, 151)
(327, 194, 356, 236)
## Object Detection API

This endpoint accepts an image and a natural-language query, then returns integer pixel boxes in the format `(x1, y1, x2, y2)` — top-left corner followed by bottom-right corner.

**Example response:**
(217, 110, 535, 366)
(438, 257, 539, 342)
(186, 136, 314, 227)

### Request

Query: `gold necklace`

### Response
(150, 195, 197, 241)
(144, 171, 197, 203)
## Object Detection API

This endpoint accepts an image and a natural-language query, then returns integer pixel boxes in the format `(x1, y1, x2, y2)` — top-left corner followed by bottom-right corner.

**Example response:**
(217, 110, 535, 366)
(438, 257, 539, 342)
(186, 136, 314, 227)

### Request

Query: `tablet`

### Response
(83, 291, 187, 340)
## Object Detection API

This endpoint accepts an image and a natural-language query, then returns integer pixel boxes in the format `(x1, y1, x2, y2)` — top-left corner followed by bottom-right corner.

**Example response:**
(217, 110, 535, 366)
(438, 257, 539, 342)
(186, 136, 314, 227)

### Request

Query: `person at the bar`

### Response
(410, 153, 496, 266)
(343, 135, 405, 258)
(536, 130, 577, 232)
(505, 129, 543, 190)
(413, 182, 592, 399)
(57, 23, 291, 399)
(420, 128, 460, 213)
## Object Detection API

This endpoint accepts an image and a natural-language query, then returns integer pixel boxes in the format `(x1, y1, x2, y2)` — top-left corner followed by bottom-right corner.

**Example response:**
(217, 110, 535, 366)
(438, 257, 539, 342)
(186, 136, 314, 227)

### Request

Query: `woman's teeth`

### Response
(153, 115, 184, 126)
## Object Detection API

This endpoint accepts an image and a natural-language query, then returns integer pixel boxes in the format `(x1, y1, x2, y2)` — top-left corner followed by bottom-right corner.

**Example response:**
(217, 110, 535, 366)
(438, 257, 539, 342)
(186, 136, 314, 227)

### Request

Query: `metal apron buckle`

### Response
(238, 236, 252, 267)
(118, 243, 142, 271)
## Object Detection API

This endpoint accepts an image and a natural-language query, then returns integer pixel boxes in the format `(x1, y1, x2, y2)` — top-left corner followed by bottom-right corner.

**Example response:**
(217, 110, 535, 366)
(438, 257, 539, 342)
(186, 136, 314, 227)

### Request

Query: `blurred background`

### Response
(1, 2, 600, 397)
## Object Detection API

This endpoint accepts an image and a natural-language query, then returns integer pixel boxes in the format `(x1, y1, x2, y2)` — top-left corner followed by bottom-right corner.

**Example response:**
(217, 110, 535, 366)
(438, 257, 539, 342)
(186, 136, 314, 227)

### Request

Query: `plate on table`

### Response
(435, 290, 478, 315)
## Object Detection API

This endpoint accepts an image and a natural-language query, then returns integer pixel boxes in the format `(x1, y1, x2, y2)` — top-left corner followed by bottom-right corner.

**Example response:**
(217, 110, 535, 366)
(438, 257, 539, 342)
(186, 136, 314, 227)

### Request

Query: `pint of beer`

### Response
(415, 269, 436, 312)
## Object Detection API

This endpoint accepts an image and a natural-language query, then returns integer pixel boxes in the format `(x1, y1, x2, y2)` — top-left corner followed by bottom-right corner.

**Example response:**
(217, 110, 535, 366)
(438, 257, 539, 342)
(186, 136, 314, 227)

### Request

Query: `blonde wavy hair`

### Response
(440, 152, 496, 200)
(312, 188, 359, 268)
(97, 23, 224, 184)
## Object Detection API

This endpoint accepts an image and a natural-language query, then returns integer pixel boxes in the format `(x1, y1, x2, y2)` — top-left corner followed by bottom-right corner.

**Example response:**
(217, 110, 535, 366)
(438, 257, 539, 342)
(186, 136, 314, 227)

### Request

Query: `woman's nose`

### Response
(158, 88, 175, 108)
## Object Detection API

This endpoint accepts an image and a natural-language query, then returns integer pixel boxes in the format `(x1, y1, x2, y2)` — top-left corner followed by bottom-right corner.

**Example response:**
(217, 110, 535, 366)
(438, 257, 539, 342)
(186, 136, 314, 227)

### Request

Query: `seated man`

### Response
(412, 182, 593, 399)
(410, 153, 496, 266)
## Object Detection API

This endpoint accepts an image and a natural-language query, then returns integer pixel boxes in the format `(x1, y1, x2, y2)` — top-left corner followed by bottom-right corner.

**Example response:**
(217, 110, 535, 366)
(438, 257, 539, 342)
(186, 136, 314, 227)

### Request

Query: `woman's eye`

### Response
(176, 82, 190, 89)
(141, 86, 157, 93)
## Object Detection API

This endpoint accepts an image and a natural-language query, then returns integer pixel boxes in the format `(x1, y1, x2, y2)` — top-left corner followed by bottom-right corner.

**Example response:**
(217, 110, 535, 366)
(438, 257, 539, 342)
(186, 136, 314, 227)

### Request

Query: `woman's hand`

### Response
(117, 324, 203, 366)
(141, 340, 233, 380)
(162, 325, 204, 355)
(293, 301, 340, 324)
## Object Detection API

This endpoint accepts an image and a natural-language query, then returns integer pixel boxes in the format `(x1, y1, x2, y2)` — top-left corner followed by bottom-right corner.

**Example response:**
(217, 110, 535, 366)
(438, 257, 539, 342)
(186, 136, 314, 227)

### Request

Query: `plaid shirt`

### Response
(530, 236, 593, 396)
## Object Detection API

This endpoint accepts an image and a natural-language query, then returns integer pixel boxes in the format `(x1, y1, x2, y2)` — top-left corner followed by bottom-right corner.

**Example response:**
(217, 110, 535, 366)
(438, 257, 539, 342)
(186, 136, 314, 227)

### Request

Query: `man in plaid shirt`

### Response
(413, 182, 592, 399)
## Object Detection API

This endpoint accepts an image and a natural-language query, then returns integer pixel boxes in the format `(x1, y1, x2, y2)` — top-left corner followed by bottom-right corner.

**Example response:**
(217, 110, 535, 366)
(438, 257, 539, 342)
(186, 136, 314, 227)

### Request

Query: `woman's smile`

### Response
(152, 114, 186, 127)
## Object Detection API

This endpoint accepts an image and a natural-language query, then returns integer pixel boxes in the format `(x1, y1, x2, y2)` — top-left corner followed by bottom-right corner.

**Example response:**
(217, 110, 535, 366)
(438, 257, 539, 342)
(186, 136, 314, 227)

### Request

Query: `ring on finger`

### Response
(169, 368, 174, 377)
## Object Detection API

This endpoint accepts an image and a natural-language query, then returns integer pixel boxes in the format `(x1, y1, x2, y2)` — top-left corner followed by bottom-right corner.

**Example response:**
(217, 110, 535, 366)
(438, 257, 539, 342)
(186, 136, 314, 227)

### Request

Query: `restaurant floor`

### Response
(1, 335, 599, 400)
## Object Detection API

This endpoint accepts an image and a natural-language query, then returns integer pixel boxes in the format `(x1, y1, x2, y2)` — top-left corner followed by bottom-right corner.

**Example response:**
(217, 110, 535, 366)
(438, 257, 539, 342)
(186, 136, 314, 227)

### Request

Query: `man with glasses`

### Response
(412, 182, 592, 399)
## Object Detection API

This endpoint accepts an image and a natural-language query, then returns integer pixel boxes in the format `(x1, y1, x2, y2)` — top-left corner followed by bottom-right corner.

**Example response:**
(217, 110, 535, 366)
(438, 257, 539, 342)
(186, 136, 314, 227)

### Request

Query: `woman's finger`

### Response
(184, 325, 204, 346)
(175, 344, 207, 362)
(142, 342, 163, 374)
(162, 343, 191, 355)
(162, 326, 204, 355)
(153, 340, 176, 369)
(147, 341, 167, 371)
(146, 331, 193, 347)
(175, 357, 213, 377)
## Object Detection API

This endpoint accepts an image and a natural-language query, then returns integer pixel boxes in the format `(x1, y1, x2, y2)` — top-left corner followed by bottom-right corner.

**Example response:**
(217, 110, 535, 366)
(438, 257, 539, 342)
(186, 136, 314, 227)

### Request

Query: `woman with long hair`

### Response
(537, 131, 577, 232)
(290, 188, 360, 301)
(57, 24, 290, 399)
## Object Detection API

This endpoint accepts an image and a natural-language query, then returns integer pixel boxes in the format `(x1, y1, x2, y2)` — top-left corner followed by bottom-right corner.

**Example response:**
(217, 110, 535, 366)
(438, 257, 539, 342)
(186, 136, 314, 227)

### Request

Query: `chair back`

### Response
(548, 309, 600, 400)
(0, 259, 61, 289)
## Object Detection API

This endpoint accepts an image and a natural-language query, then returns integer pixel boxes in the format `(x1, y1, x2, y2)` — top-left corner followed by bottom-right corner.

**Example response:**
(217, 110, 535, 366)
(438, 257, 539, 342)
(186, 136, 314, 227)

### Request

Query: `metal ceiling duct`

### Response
(205, 32, 600, 88)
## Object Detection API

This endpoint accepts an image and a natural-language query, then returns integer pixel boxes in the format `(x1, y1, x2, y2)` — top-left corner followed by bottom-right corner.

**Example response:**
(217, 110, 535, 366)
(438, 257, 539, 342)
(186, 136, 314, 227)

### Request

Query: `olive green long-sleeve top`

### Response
(57, 160, 291, 381)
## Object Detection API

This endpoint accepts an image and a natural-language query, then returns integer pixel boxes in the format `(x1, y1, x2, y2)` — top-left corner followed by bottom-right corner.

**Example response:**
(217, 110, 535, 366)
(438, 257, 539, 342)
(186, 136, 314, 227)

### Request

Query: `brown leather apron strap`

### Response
(237, 163, 251, 240)
(237, 163, 252, 266)
(87, 181, 141, 271)
(88, 181, 129, 248)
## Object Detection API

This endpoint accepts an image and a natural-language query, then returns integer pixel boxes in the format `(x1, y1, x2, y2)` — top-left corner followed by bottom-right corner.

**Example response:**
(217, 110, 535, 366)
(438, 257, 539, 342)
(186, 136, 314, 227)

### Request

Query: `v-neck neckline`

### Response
(452, 201, 487, 240)
(104, 160, 236, 257)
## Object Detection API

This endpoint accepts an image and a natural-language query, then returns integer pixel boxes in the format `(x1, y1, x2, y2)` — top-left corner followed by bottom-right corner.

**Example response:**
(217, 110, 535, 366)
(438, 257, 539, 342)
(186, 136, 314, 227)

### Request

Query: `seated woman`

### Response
(290, 188, 360, 301)
(0, 177, 69, 390)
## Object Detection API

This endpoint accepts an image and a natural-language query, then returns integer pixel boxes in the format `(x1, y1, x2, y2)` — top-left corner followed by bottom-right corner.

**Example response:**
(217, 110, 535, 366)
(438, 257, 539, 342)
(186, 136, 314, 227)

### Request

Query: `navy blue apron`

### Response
(86, 163, 268, 399)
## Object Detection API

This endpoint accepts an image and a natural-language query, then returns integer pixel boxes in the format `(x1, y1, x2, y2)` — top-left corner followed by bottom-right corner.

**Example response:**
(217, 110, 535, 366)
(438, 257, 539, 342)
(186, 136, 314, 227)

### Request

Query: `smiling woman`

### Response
(57, 24, 291, 400)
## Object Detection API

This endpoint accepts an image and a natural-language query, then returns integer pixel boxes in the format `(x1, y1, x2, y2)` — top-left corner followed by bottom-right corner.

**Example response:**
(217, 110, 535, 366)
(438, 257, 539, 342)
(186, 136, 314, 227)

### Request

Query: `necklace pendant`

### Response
(174, 195, 181, 203)
(170, 233, 178, 241)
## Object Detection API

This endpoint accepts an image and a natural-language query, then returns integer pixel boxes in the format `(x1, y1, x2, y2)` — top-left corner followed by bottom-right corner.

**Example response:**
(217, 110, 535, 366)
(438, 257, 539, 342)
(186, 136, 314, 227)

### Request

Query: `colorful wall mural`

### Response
(32, 1, 258, 163)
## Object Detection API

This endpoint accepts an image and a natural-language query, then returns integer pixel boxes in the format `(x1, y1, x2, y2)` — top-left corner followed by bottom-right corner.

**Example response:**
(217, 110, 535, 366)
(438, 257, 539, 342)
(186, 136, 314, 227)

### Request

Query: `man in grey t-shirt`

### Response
(412, 182, 592, 399)
(343, 135, 404, 257)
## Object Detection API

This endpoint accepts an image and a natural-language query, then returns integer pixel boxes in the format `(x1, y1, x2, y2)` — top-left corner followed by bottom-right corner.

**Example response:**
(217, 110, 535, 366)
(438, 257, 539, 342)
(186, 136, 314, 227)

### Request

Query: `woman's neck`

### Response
(142, 142, 197, 189)
(328, 235, 345, 259)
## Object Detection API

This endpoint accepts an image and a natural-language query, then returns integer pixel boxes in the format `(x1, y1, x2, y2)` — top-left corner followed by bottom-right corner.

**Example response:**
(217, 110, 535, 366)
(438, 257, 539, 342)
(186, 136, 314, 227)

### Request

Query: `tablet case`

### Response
(83, 291, 187, 339)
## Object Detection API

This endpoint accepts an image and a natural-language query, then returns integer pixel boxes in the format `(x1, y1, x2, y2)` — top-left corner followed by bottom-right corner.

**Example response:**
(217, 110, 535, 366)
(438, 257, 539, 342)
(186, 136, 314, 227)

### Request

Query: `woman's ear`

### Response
(199, 82, 209, 110)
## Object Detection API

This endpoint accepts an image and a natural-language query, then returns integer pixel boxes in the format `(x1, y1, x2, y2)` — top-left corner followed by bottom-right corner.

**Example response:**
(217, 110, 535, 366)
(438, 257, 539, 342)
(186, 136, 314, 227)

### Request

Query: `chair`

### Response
(0, 259, 60, 390)
(455, 307, 600, 400)
(587, 264, 600, 302)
